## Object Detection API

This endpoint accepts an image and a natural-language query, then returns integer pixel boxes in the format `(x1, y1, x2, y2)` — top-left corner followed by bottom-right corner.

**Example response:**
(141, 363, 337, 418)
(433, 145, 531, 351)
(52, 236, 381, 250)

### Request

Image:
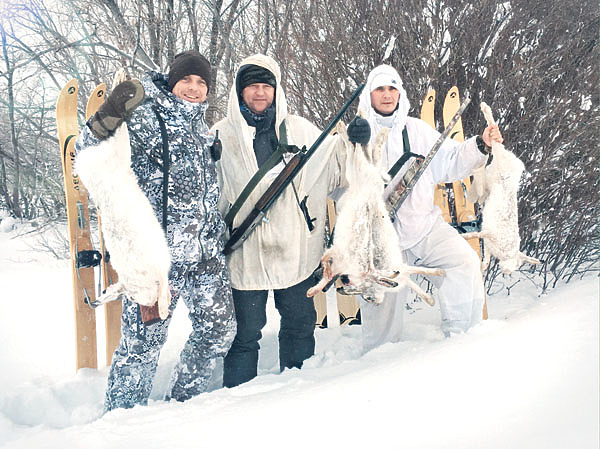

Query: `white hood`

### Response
(212, 54, 348, 289)
(228, 54, 289, 137)
(358, 64, 411, 138)
(222, 54, 289, 179)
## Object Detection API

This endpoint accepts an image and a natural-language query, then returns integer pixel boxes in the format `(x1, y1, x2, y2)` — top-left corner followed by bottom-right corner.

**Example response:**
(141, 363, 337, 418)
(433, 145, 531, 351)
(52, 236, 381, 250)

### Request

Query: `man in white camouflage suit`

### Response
(76, 51, 236, 412)
(213, 54, 353, 388)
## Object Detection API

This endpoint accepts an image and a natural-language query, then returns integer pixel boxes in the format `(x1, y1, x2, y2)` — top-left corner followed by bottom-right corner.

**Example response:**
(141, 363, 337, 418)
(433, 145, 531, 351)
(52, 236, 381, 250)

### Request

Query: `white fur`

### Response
(307, 120, 444, 305)
(464, 103, 540, 274)
(75, 124, 171, 319)
(111, 68, 128, 90)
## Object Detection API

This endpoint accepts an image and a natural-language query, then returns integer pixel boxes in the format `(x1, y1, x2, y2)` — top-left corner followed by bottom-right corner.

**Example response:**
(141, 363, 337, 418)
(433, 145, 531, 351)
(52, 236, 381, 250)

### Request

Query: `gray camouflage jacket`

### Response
(76, 71, 223, 264)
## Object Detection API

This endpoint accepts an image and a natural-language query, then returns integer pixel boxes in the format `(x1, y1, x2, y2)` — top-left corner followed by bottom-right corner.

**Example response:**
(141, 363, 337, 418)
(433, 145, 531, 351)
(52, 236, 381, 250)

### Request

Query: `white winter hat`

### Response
(370, 72, 402, 92)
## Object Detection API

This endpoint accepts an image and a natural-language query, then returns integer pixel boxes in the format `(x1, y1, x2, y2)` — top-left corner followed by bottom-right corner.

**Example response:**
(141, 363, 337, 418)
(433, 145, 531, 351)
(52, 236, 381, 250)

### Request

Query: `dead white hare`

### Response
(463, 102, 540, 274)
(75, 124, 172, 319)
(307, 123, 444, 305)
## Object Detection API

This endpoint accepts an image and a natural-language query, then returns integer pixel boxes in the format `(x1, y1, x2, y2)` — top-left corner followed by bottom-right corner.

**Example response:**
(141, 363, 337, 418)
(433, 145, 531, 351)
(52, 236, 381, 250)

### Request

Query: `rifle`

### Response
(223, 84, 365, 256)
(385, 96, 471, 219)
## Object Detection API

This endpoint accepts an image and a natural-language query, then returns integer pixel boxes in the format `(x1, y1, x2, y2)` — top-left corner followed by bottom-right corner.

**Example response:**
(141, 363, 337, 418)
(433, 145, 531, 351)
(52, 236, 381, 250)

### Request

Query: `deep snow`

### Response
(0, 219, 598, 449)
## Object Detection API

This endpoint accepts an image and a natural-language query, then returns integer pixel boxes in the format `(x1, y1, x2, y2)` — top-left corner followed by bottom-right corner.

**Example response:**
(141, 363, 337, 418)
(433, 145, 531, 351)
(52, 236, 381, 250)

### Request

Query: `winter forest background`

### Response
(0, 0, 598, 291)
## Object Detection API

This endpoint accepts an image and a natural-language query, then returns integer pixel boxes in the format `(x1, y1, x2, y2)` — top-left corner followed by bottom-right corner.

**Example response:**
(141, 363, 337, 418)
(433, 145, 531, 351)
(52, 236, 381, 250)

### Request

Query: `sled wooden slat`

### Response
(57, 79, 98, 370)
(314, 199, 361, 327)
(441, 86, 488, 320)
(442, 87, 479, 252)
(422, 90, 454, 224)
(420, 89, 436, 128)
(85, 83, 123, 366)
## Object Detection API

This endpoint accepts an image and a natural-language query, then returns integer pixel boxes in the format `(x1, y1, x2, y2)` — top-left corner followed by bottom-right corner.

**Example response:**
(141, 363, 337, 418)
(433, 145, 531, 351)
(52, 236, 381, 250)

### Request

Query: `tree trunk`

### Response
(1, 25, 22, 218)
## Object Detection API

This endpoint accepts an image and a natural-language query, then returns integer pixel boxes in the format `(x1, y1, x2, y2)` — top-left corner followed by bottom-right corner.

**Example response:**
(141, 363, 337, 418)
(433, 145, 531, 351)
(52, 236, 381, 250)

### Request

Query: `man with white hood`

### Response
(213, 54, 357, 387)
(356, 64, 503, 347)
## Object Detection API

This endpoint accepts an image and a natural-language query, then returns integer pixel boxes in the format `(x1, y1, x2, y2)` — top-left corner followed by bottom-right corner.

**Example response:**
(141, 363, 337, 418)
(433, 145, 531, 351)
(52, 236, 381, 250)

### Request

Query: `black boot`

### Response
(89, 79, 145, 140)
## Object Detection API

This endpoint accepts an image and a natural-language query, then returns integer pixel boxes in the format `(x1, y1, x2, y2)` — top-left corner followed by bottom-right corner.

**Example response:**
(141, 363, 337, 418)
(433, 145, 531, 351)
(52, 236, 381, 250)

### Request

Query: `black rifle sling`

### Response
(152, 106, 169, 232)
(386, 126, 424, 180)
(282, 121, 316, 232)
(224, 120, 293, 230)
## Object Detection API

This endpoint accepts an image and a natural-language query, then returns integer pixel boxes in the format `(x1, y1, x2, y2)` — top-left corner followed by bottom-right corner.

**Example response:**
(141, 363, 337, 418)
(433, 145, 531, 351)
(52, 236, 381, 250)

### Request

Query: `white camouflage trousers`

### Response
(360, 216, 485, 351)
(104, 257, 236, 412)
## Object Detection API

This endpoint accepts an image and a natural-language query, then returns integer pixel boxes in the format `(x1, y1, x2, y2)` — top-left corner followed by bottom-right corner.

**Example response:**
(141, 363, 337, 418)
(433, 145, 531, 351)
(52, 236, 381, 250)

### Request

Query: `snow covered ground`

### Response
(0, 219, 598, 449)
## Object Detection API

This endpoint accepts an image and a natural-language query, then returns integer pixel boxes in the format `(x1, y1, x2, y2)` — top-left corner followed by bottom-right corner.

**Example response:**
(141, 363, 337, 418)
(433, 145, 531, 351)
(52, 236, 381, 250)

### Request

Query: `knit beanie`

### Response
(167, 51, 211, 92)
(237, 65, 276, 95)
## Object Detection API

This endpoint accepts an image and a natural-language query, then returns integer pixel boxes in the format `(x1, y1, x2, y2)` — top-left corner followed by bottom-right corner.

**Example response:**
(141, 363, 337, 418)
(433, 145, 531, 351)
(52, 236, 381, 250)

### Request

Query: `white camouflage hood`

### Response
(213, 54, 348, 289)
(223, 54, 289, 177)
(358, 64, 411, 143)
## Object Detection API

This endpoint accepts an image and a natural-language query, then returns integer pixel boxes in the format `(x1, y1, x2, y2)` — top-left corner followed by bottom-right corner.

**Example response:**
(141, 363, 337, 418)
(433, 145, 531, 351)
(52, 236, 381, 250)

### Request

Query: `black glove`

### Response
(90, 79, 145, 140)
(347, 116, 371, 146)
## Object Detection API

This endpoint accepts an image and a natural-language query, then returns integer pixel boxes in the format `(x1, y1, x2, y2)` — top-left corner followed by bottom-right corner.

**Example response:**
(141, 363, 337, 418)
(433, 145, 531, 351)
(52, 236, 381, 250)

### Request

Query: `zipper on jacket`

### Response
(191, 108, 210, 260)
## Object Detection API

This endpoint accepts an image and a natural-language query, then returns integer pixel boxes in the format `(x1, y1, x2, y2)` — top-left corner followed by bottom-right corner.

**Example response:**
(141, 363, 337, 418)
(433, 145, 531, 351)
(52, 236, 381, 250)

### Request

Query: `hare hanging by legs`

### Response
(463, 102, 540, 274)
(307, 123, 444, 305)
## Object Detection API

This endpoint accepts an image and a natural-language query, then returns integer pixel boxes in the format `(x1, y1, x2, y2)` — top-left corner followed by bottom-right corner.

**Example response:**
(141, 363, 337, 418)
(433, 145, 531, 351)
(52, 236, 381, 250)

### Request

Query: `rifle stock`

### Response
(255, 155, 302, 210)
(224, 156, 302, 255)
(223, 84, 365, 255)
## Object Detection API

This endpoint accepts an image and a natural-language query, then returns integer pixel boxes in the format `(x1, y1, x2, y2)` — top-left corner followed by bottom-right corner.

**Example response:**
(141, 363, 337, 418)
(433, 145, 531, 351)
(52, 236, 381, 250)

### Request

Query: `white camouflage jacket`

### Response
(77, 71, 223, 264)
(359, 65, 488, 250)
(212, 54, 349, 290)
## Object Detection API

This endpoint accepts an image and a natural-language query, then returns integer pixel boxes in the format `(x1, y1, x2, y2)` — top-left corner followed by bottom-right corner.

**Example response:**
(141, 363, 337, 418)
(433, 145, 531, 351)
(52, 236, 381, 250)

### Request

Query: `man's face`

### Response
(370, 85, 400, 115)
(172, 74, 208, 103)
(242, 83, 275, 114)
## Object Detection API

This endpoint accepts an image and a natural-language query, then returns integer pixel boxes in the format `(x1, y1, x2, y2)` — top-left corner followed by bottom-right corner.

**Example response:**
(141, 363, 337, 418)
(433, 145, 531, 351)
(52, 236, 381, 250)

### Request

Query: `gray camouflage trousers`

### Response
(104, 256, 236, 412)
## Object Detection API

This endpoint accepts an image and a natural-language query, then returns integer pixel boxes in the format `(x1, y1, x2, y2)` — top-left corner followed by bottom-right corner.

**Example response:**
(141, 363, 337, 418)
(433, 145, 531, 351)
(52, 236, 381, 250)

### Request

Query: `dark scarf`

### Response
(240, 102, 275, 127)
(240, 102, 278, 167)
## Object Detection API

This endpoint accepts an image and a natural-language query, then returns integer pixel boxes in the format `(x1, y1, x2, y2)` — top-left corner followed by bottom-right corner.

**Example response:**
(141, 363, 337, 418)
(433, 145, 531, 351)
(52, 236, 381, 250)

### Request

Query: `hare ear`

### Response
(371, 128, 389, 167)
(361, 144, 373, 165)
(333, 120, 348, 139)
(345, 139, 359, 185)
(111, 68, 129, 90)
(352, 107, 374, 163)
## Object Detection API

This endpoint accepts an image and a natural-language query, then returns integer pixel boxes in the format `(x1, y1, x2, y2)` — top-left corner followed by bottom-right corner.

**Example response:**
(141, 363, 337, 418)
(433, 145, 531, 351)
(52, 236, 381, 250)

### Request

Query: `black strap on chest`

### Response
(224, 120, 296, 230)
(387, 126, 424, 179)
(152, 106, 169, 231)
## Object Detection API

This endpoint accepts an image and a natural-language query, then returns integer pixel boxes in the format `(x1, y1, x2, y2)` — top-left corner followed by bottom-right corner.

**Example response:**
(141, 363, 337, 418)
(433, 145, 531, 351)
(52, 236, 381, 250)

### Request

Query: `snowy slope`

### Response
(0, 221, 598, 449)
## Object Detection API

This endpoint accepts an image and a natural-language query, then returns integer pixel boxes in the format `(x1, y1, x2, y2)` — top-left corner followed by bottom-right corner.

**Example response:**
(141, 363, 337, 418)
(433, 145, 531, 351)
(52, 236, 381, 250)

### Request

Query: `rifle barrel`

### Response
(223, 84, 365, 254)
(261, 84, 365, 212)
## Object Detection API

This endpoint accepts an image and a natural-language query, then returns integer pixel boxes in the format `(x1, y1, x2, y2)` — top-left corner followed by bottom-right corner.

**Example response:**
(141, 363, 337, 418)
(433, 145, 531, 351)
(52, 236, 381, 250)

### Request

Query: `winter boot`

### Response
(89, 79, 145, 140)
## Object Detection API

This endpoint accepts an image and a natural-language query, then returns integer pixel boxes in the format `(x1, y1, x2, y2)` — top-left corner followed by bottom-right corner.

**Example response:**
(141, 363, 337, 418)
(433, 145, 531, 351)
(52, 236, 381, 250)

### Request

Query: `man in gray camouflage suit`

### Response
(76, 51, 236, 412)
